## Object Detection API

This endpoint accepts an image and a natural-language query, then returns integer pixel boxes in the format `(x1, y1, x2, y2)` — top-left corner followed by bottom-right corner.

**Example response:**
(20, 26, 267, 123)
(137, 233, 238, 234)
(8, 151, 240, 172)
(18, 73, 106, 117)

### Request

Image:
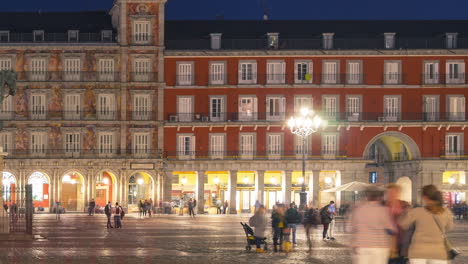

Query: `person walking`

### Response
(249, 205, 268, 253)
(104, 201, 113, 229)
(348, 186, 396, 264)
(271, 204, 287, 252)
(88, 198, 96, 216)
(114, 202, 123, 228)
(320, 201, 334, 240)
(148, 198, 153, 217)
(216, 199, 222, 214)
(223, 200, 228, 214)
(285, 202, 301, 245)
(188, 198, 195, 218)
(327, 201, 337, 240)
(399, 185, 454, 264)
(142, 199, 147, 217)
(304, 202, 321, 251)
(179, 197, 185, 216)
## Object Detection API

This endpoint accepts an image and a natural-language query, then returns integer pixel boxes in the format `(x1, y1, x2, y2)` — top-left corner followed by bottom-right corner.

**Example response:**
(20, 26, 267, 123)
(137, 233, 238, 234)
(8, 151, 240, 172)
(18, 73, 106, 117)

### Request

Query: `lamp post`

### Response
(288, 108, 323, 208)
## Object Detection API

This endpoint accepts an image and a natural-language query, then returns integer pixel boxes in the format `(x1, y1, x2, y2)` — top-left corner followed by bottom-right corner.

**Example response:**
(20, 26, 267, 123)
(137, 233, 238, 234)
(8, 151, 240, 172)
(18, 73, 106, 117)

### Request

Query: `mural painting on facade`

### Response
(49, 125, 62, 153)
(15, 87, 28, 117)
(83, 126, 95, 152)
(83, 87, 96, 118)
(15, 126, 28, 152)
(49, 86, 63, 118)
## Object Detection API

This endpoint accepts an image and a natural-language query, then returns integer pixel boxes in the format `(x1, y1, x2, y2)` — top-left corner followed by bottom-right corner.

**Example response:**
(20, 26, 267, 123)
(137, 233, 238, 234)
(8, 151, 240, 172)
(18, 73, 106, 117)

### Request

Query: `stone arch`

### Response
(94, 169, 119, 206)
(363, 131, 421, 160)
(27, 170, 51, 184)
(127, 171, 156, 209)
(27, 171, 51, 209)
(396, 176, 412, 203)
(60, 169, 88, 181)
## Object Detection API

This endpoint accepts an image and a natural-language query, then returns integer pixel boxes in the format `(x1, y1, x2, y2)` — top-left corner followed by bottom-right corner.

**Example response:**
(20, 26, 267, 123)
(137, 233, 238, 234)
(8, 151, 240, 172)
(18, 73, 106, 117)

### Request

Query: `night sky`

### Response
(0, 0, 468, 20)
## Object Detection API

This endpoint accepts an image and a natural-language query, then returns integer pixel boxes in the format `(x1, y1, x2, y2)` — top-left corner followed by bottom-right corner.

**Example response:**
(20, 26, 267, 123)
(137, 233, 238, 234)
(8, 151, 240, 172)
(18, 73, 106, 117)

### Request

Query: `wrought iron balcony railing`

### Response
(16, 71, 120, 82)
(130, 72, 156, 82)
(0, 32, 116, 43)
(4, 149, 162, 159)
(0, 111, 156, 121)
(131, 34, 154, 45)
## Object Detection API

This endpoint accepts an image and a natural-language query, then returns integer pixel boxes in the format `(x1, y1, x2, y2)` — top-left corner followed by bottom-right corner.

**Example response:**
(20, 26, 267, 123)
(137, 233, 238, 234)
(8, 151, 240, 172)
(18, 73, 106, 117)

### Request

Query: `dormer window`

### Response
(0, 31, 9, 42)
(68, 30, 79, 42)
(33, 30, 44, 42)
(133, 20, 151, 44)
(446, 33, 458, 49)
(384, 33, 396, 49)
(210, 33, 222, 50)
(322, 33, 334, 50)
(267, 33, 279, 49)
(101, 30, 113, 42)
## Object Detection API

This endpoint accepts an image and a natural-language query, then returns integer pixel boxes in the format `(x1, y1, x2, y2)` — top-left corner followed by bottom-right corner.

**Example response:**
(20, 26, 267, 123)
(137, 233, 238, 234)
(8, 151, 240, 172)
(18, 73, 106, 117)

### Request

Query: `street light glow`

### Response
(448, 178, 456, 184)
(213, 177, 220, 184)
(243, 176, 249, 184)
(181, 177, 187, 185)
(137, 178, 144, 185)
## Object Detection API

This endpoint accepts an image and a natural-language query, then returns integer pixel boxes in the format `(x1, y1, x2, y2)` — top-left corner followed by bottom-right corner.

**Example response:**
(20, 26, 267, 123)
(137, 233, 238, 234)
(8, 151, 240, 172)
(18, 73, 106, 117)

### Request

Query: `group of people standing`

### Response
(138, 198, 153, 218)
(215, 200, 229, 214)
(104, 201, 125, 229)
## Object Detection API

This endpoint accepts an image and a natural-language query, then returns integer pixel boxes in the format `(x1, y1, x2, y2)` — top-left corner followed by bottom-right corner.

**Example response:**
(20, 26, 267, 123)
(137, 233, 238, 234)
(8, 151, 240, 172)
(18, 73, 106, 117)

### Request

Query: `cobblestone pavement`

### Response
(0, 213, 466, 264)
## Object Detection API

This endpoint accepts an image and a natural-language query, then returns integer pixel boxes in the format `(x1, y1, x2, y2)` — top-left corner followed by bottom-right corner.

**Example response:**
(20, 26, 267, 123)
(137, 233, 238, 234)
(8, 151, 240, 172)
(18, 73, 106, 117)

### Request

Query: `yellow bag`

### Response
(278, 221, 284, 228)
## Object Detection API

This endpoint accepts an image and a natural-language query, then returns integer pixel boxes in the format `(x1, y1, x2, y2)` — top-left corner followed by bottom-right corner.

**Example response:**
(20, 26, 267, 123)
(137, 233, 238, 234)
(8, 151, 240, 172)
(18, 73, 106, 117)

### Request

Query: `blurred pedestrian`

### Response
(254, 200, 260, 212)
(304, 202, 321, 251)
(285, 202, 301, 245)
(216, 199, 222, 214)
(249, 205, 268, 253)
(88, 198, 96, 216)
(146, 198, 152, 217)
(327, 201, 337, 240)
(179, 197, 185, 216)
(188, 198, 195, 218)
(142, 199, 148, 217)
(271, 204, 287, 252)
(104, 201, 113, 229)
(223, 200, 228, 214)
(320, 201, 334, 240)
(399, 185, 454, 264)
(348, 186, 396, 264)
(114, 202, 123, 228)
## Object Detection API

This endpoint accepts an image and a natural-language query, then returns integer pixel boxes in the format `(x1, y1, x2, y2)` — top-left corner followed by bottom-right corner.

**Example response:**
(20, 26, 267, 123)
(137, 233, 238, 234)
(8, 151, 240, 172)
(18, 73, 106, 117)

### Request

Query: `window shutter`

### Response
(281, 97, 286, 119)
(238, 63, 243, 83)
(190, 136, 196, 154)
(281, 62, 286, 83)
(294, 62, 298, 82)
(252, 63, 257, 83)
(253, 97, 258, 120)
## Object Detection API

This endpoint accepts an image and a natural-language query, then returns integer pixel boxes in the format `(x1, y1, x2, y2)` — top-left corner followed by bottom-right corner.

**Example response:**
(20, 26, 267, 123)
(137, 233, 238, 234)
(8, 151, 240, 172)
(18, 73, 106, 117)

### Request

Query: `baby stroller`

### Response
(240, 222, 268, 251)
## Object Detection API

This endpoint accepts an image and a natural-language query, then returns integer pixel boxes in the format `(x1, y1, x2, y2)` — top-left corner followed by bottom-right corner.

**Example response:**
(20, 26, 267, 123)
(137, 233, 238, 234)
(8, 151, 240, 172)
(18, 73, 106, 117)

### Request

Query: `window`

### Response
(0, 96, 12, 120)
(346, 96, 361, 121)
(210, 33, 222, 50)
(446, 33, 458, 49)
(267, 134, 282, 158)
(0, 31, 9, 42)
(133, 94, 151, 121)
(97, 94, 116, 120)
(177, 63, 193, 85)
(322, 61, 339, 84)
(267, 33, 279, 49)
(133, 21, 151, 43)
(0, 132, 12, 152)
(347, 61, 362, 84)
(295, 61, 312, 83)
(30, 132, 47, 156)
(423, 95, 439, 121)
(384, 33, 396, 49)
(446, 61, 465, 84)
(64, 93, 81, 120)
(238, 96, 257, 121)
(266, 96, 286, 121)
(64, 132, 80, 157)
(133, 58, 151, 82)
(238, 61, 257, 84)
(369, 172, 378, 183)
(446, 134, 462, 156)
(177, 96, 193, 122)
(210, 96, 225, 121)
(29, 58, 47, 81)
(384, 61, 401, 84)
(177, 134, 195, 159)
(63, 58, 81, 81)
(98, 59, 115, 81)
(0, 57, 12, 70)
(33, 30, 44, 42)
(210, 62, 225, 85)
(240, 133, 255, 158)
(101, 30, 113, 42)
(210, 134, 225, 159)
(323, 95, 338, 120)
(447, 96, 465, 121)
(28, 172, 48, 202)
(98, 132, 115, 155)
(424, 61, 439, 84)
(266, 61, 286, 84)
(383, 96, 400, 121)
(322, 33, 334, 50)
(68, 30, 79, 42)
(133, 133, 150, 155)
(322, 134, 338, 156)
(294, 96, 312, 114)
(30, 94, 46, 120)
(295, 135, 310, 156)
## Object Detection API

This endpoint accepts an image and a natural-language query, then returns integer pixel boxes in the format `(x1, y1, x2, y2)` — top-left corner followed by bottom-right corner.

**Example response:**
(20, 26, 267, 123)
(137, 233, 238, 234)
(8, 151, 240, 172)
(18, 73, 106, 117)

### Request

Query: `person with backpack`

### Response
(285, 202, 301, 245)
(304, 202, 321, 251)
(104, 201, 113, 229)
(114, 202, 123, 228)
(271, 204, 287, 252)
(320, 201, 334, 240)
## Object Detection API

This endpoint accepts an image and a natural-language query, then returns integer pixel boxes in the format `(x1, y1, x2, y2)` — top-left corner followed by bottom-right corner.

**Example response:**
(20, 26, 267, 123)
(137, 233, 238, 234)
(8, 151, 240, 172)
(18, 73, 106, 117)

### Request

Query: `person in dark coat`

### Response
(88, 199, 96, 216)
(285, 203, 302, 245)
(223, 200, 228, 214)
(271, 205, 288, 252)
(104, 201, 113, 229)
(188, 198, 196, 218)
(320, 201, 334, 240)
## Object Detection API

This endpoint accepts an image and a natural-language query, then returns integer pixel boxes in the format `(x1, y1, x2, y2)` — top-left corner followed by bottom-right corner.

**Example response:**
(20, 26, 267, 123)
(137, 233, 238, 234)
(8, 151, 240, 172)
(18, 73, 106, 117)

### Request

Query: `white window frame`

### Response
(322, 61, 339, 84)
(177, 62, 194, 86)
(423, 95, 439, 121)
(210, 96, 225, 122)
(383, 95, 401, 122)
(322, 95, 339, 121)
(30, 131, 47, 156)
(447, 95, 465, 121)
(322, 33, 334, 50)
(266, 61, 286, 84)
(68, 30, 79, 42)
(346, 95, 362, 121)
(446, 61, 465, 84)
(30, 93, 47, 120)
(63, 58, 81, 81)
(239, 133, 255, 159)
(97, 131, 116, 156)
(295, 135, 310, 157)
(0, 57, 12, 71)
(101, 30, 113, 42)
(384, 33, 396, 49)
(294, 96, 313, 114)
(29, 58, 47, 81)
(266, 96, 286, 121)
(97, 94, 116, 120)
(238, 96, 258, 121)
(0, 132, 12, 153)
(267, 133, 283, 159)
(64, 93, 81, 120)
(64, 132, 81, 157)
(133, 93, 152, 121)
(238, 61, 257, 84)
(446, 33, 458, 49)
(177, 96, 194, 122)
(346, 61, 362, 84)
(384, 61, 401, 84)
(0, 96, 13, 120)
(294, 60, 313, 84)
(423, 61, 440, 84)
(133, 58, 151, 82)
(177, 134, 195, 160)
(210, 33, 222, 50)
(209, 133, 226, 159)
(322, 133, 338, 157)
(133, 20, 151, 44)
(133, 132, 150, 156)
(33, 30, 44, 42)
(98, 58, 116, 81)
(445, 133, 463, 156)
(209, 62, 226, 85)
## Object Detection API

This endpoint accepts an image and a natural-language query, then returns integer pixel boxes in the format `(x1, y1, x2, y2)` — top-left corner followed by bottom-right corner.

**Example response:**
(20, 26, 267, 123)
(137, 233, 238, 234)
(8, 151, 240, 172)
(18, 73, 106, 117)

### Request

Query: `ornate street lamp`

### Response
(288, 108, 324, 208)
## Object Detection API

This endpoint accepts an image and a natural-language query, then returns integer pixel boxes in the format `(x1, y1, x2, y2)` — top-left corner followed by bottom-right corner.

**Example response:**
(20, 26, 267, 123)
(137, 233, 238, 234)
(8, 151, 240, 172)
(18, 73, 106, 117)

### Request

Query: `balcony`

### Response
(0, 32, 116, 44)
(383, 74, 405, 85)
(0, 110, 157, 121)
(4, 148, 162, 159)
(130, 72, 156, 82)
(16, 71, 120, 82)
(131, 34, 154, 45)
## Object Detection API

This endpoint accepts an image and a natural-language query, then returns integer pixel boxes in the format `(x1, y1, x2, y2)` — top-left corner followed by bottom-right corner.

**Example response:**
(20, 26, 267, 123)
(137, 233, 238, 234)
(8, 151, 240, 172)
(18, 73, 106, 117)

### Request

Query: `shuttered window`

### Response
(0, 58, 12, 70)
(63, 58, 81, 81)
(239, 62, 257, 84)
(177, 63, 193, 85)
(266, 96, 286, 121)
(64, 94, 81, 120)
(240, 134, 255, 158)
(239, 96, 257, 121)
(267, 134, 282, 157)
(97, 94, 116, 120)
(31, 132, 47, 155)
(30, 58, 47, 81)
(133, 133, 149, 155)
(31, 94, 46, 120)
(266, 61, 286, 84)
(98, 59, 115, 81)
(323, 61, 338, 84)
(0, 133, 12, 152)
(210, 63, 225, 84)
(133, 94, 151, 120)
(133, 21, 151, 43)
(98, 132, 114, 155)
(210, 134, 225, 159)
(64, 132, 80, 156)
(133, 59, 151, 82)
(322, 134, 338, 156)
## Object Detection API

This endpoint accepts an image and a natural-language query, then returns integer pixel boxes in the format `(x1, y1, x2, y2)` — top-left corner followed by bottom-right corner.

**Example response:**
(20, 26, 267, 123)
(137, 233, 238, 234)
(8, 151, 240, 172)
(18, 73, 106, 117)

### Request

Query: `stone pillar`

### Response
(196, 171, 205, 214)
(255, 170, 265, 205)
(228, 170, 237, 214)
(0, 150, 8, 233)
(312, 170, 321, 208)
(283, 170, 292, 205)
(163, 171, 173, 202)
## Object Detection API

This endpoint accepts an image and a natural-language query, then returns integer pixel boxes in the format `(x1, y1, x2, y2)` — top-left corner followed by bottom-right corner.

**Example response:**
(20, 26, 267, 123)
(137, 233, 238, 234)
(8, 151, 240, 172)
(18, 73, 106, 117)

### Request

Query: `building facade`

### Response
(1, 1, 467, 213)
